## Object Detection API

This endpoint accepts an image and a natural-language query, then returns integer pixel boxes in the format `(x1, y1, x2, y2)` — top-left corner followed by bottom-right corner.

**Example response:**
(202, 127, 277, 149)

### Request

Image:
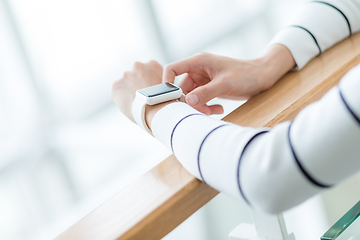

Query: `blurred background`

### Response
(2, 0, 360, 239)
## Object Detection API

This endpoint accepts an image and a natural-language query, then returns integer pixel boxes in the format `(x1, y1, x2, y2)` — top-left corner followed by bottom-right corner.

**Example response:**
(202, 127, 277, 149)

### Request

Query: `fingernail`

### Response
(186, 94, 199, 106)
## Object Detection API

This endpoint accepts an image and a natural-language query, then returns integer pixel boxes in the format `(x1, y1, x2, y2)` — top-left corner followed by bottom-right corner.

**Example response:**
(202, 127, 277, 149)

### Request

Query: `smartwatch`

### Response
(132, 82, 184, 135)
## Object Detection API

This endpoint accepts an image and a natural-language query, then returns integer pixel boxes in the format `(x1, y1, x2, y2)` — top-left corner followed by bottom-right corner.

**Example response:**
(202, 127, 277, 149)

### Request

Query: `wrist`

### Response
(255, 44, 296, 90)
(145, 100, 178, 130)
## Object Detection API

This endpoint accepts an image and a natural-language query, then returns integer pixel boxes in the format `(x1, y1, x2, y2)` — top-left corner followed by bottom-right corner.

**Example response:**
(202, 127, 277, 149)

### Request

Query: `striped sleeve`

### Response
(269, 0, 360, 69)
(152, 64, 360, 214)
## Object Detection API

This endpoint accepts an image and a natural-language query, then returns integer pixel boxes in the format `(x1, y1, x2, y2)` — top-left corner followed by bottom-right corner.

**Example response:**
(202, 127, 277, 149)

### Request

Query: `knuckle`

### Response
(195, 52, 205, 57)
(133, 61, 143, 69)
(163, 64, 174, 75)
(148, 60, 163, 71)
(163, 63, 172, 71)
(200, 86, 211, 101)
(111, 80, 122, 95)
(147, 59, 158, 66)
(122, 71, 131, 78)
(112, 70, 131, 94)
(195, 52, 209, 58)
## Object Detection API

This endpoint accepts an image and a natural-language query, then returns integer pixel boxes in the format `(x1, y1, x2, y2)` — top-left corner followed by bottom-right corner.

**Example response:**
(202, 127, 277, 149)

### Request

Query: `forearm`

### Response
(150, 64, 360, 214)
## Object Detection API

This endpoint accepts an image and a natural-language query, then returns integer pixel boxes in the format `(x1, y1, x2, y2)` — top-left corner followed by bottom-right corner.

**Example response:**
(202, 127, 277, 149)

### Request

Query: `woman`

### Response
(111, 0, 360, 214)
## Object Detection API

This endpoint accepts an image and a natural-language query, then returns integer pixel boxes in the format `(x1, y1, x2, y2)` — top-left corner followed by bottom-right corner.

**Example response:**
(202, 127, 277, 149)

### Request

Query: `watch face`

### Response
(138, 83, 179, 97)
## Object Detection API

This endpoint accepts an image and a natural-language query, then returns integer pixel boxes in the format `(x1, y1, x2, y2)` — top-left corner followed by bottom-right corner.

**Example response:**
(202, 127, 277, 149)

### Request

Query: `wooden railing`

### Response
(56, 33, 360, 240)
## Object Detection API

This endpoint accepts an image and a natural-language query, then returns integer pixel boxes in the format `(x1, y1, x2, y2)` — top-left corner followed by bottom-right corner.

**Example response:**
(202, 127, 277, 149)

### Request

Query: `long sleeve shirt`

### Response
(151, 0, 360, 214)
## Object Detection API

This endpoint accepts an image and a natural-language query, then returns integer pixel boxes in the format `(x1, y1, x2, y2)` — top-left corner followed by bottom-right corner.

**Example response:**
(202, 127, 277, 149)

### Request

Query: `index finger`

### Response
(162, 55, 201, 83)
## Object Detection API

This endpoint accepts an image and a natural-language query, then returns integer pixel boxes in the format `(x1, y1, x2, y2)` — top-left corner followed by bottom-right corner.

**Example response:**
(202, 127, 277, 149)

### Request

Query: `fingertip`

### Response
(162, 66, 175, 83)
(163, 64, 179, 83)
(194, 105, 212, 115)
(178, 74, 195, 94)
(162, 74, 171, 83)
(189, 83, 222, 108)
(208, 105, 224, 115)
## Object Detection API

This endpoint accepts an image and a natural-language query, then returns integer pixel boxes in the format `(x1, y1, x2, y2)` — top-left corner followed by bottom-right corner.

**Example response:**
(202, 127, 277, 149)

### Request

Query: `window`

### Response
(0, 1, 301, 239)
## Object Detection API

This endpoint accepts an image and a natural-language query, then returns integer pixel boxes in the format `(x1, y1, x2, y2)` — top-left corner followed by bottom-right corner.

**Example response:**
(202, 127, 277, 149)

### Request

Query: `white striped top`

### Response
(151, 0, 360, 214)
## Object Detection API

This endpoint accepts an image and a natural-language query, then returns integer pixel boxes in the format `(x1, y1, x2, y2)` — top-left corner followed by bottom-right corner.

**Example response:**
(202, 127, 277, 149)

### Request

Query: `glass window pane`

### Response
(9, 0, 164, 117)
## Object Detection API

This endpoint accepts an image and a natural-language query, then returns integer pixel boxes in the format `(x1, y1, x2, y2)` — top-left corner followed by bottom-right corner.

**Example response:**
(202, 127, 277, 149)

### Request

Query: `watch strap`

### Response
(132, 96, 153, 135)
(132, 91, 185, 136)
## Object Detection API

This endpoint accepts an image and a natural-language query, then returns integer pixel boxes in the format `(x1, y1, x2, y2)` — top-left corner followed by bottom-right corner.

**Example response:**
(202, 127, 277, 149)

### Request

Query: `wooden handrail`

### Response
(57, 33, 360, 240)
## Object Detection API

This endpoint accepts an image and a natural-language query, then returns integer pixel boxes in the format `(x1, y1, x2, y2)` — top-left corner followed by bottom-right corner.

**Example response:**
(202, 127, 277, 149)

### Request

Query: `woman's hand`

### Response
(111, 45, 295, 127)
(111, 60, 164, 123)
(163, 44, 296, 115)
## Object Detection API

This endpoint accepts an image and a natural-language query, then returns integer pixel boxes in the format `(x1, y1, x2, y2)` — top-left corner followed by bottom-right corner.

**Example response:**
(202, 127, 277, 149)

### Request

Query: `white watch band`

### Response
(132, 95, 153, 135)
(132, 82, 185, 136)
(132, 92, 185, 136)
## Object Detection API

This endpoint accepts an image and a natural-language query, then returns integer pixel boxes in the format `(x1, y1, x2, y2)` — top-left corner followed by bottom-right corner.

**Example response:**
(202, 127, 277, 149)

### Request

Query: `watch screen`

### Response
(138, 82, 179, 97)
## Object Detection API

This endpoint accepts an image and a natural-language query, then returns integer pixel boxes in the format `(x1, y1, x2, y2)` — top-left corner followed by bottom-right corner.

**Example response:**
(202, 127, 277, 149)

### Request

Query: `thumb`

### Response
(186, 82, 223, 107)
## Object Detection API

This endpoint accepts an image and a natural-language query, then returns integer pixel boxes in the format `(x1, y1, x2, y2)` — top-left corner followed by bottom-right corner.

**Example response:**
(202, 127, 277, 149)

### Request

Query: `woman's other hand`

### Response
(163, 44, 296, 115)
